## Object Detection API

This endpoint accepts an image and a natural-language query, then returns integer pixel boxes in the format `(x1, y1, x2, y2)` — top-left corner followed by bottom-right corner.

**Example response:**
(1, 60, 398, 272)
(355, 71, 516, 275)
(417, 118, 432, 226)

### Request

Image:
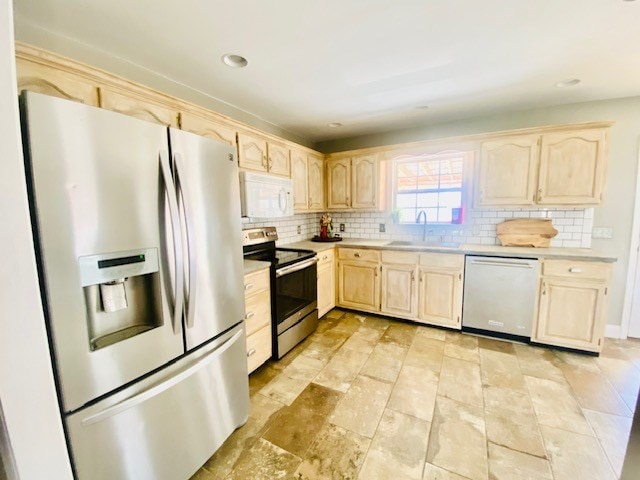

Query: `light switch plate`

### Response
(592, 227, 613, 239)
(379, 223, 386, 233)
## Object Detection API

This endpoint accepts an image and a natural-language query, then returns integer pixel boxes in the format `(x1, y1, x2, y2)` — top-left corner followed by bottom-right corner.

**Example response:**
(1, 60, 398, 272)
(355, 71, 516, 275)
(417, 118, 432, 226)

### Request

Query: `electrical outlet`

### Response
(339, 223, 345, 232)
(379, 223, 386, 233)
(592, 227, 613, 239)
(297, 225, 301, 234)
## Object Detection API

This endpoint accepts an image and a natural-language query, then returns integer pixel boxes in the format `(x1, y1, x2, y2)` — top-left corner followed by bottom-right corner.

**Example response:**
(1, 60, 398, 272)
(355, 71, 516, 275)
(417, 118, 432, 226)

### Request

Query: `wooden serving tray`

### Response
(496, 218, 558, 247)
(311, 236, 343, 243)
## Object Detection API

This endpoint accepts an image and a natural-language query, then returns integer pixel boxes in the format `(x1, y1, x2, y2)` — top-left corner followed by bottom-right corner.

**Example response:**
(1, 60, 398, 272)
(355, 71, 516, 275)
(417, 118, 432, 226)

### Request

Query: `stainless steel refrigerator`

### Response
(20, 91, 249, 480)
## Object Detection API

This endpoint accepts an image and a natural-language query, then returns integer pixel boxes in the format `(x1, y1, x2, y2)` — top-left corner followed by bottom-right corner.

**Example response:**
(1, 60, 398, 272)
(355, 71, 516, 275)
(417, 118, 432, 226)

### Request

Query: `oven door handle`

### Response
(276, 257, 318, 278)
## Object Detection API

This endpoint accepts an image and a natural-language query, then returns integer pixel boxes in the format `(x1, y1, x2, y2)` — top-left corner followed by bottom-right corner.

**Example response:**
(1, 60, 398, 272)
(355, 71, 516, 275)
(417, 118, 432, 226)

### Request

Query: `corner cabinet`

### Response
(533, 260, 612, 353)
(476, 125, 610, 207)
(337, 248, 381, 312)
(417, 253, 464, 329)
(327, 154, 380, 210)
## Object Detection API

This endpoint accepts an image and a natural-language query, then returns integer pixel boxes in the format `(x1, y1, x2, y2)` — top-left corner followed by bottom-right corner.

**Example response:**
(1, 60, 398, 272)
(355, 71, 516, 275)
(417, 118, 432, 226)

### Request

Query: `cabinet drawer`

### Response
(381, 250, 419, 265)
(419, 252, 464, 269)
(244, 268, 270, 296)
(338, 248, 380, 263)
(247, 325, 272, 374)
(317, 249, 335, 266)
(244, 290, 271, 336)
(542, 260, 611, 281)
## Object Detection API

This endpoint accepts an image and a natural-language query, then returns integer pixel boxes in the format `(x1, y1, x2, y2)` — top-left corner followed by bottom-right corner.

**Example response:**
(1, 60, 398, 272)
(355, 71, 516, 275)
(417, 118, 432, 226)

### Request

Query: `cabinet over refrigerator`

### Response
(20, 92, 249, 480)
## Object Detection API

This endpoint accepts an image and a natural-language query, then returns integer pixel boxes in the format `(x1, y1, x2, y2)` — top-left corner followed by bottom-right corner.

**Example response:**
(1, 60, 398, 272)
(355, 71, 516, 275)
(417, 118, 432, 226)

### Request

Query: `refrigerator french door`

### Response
(21, 92, 248, 480)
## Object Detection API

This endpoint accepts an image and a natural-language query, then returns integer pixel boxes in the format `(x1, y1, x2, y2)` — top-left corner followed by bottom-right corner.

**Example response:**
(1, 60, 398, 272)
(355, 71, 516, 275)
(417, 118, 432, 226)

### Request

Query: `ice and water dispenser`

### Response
(79, 248, 164, 350)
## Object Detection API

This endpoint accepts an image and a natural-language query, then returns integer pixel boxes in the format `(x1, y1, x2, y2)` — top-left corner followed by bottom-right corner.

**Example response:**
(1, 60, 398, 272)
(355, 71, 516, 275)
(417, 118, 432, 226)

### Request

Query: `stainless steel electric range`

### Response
(242, 227, 318, 358)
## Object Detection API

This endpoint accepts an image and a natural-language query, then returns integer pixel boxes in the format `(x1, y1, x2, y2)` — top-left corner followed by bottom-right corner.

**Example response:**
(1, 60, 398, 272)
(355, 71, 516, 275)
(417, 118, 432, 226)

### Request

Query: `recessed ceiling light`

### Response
(416, 105, 429, 110)
(555, 78, 581, 88)
(327, 122, 342, 128)
(221, 54, 248, 68)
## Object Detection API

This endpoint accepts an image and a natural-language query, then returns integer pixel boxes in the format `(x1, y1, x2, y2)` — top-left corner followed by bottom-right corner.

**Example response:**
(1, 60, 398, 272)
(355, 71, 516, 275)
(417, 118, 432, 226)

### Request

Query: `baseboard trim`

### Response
(605, 324, 622, 339)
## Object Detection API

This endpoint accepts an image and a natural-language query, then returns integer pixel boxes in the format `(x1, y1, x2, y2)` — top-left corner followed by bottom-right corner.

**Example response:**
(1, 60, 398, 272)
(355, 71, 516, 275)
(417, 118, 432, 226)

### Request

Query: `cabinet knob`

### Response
(247, 348, 256, 357)
(354, 252, 361, 258)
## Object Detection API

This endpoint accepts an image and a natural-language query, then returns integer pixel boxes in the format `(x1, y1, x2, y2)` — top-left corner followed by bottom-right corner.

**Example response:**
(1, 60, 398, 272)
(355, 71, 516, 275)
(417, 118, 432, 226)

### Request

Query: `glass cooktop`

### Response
(274, 248, 316, 267)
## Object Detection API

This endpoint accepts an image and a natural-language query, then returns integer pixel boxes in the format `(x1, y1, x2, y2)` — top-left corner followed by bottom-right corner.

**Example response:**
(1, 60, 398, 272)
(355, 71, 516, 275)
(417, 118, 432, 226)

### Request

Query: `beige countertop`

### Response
(283, 238, 617, 263)
(243, 259, 271, 275)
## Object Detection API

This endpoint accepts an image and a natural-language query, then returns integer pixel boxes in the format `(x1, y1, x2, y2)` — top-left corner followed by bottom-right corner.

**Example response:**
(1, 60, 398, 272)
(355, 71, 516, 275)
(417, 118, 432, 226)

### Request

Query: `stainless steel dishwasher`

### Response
(462, 256, 540, 338)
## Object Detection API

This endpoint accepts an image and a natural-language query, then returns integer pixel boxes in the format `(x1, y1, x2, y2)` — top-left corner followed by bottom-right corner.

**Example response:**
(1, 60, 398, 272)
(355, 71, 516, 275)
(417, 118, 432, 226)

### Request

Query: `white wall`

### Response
(317, 97, 640, 329)
(0, 0, 73, 478)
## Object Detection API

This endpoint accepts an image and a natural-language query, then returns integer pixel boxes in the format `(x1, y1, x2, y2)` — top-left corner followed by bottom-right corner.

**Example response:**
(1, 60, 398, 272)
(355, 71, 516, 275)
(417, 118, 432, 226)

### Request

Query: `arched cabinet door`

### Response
(327, 158, 351, 209)
(238, 132, 268, 172)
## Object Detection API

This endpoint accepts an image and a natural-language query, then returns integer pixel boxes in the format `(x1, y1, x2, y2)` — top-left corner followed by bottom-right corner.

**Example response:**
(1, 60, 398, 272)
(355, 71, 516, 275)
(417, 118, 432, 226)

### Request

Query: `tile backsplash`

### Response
(241, 213, 320, 245)
(325, 208, 594, 248)
(241, 208, 594, 248)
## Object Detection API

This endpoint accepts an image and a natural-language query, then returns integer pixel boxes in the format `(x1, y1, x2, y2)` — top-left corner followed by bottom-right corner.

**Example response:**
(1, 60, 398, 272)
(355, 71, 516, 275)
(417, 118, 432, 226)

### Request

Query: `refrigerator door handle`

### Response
(174, 152, 197, 329)
(81, 329, 243, 426)
(160, 150, 184, 333)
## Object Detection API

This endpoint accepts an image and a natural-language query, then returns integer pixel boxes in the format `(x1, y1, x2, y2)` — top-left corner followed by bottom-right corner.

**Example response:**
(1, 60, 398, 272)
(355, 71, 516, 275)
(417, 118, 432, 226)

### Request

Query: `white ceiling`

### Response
(13, 0, 640, 143)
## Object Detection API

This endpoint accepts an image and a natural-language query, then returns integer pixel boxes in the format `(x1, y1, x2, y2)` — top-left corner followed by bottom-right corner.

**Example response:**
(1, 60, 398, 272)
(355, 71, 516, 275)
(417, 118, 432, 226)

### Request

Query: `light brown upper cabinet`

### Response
(327, 154, 380, 210)
(238, 133, 290, 177)
(16, 57, 99, 106)
(291, 150, 326, 212)
(99, 88, 179, 127)
(476, 127, 609, 207)
(308, 154, 325, 211)
(291, 149, 309, 211)
(477, 135, 539, 206)
(537, 129, 608, 205)
(180, 111, 236, 147)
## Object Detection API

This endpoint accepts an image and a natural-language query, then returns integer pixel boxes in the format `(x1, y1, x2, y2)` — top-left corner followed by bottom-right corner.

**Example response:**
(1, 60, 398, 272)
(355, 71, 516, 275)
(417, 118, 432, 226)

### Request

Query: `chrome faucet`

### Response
(416, 210, 428, 241)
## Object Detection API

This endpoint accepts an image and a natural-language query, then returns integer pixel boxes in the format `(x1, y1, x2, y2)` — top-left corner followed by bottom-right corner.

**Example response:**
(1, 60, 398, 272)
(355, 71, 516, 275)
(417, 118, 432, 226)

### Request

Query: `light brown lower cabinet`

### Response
(317, 250, 335, 317)
(244, 268, 272, 373)
(533, 260, 612, 353)
(415, 252, 464, 329)
(337, 260, 381, 313)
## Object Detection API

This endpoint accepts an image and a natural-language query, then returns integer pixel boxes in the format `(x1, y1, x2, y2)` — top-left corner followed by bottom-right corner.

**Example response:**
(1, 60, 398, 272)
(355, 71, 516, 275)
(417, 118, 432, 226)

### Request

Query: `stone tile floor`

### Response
(190, 310, 640, 480)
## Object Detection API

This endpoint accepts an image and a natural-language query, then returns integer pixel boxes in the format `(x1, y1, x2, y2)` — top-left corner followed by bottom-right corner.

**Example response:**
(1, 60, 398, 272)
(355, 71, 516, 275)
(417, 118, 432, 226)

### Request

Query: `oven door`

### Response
(275, 257, 318, 334)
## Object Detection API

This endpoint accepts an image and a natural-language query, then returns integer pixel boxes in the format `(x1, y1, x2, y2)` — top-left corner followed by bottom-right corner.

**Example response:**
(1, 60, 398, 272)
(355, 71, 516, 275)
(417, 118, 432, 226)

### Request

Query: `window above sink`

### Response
(391, 150, 473, 225)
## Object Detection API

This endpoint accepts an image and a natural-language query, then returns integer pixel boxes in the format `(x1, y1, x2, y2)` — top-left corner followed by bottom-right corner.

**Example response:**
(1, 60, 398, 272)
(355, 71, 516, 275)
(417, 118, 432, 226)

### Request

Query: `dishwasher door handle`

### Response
(469, 259, 535, 269)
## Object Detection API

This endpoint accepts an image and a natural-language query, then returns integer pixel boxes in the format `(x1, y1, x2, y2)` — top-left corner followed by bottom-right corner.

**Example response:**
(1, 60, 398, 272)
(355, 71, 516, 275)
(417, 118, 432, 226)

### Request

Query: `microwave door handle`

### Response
(278, 188, 286, 213)
(174, 153, 197, 329)
(159, 151, 184, 333)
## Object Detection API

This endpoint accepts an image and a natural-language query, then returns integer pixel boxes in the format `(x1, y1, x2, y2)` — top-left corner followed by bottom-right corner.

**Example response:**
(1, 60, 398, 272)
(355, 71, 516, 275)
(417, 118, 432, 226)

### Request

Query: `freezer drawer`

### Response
(66, 325, 249, 480)
(462, 256, 540, 337)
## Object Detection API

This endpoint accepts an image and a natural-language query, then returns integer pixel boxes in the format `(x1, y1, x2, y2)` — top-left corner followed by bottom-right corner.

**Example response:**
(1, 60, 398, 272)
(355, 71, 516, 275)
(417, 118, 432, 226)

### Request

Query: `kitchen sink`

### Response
(386, 240, 461, 249)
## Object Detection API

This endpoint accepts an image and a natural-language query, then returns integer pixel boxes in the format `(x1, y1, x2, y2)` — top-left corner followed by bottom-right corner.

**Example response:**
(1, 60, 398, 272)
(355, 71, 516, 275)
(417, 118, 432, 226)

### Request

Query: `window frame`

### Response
(390, 149, 474, 226)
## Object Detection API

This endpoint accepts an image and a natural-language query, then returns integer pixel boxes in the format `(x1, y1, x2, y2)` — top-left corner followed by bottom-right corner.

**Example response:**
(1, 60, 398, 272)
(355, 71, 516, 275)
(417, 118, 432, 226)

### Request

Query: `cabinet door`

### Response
(238, 132, 268, 172)
(291, 149, 309, 211)
(538, 129, 607, 205)
(351, 154, 379, 209)
(327, 158, 351, 209)
(99, 88, 179, 127)
(477, 136, 539, 206)
(267, 142, 291, 177)
(16, 58, 99, 106)
(308, 154, 325, 211)
(338, 261, 380, 312)
(417, 267, 463, 329)
(317, 261, 335, 318)
(180, 111, 236, 146)
(534, 277, 607, 352)
(381, 264, 417, 319)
